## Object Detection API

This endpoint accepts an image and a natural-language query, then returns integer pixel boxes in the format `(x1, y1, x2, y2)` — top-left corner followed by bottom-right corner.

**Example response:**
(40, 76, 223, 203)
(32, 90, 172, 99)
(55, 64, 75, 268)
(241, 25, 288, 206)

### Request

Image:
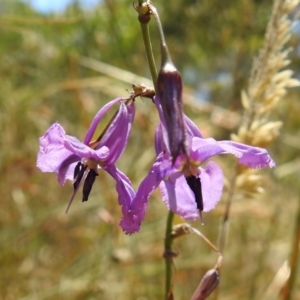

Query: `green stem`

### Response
(218, 172, 237, 252)
(164, 210, 175, 299)
(149, 4, 172, 67)
(136, 3, 175, 298)
(139, 22, 158, 91)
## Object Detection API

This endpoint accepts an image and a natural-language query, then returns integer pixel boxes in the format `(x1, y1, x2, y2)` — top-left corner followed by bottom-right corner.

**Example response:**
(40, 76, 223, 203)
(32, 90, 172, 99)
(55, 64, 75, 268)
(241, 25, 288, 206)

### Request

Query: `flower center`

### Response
(180, 158, 200, 177)
(82, 158, 98, 169)
(176, 154, 200, 175)
(73, 159, 99, 202)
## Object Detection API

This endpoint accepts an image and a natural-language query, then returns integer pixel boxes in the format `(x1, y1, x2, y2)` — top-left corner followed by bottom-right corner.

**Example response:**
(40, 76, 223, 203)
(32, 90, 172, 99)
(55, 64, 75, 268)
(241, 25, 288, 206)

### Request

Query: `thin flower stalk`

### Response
(135, 0, 158, 90)
(135, 3, 188, 297)
(170, 224, 222, 300)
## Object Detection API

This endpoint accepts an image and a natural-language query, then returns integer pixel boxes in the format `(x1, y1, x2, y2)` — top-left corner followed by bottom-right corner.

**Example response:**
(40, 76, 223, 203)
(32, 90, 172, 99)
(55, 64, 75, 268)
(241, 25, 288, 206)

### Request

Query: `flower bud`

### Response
(157, 61, 187, 163)
(134, 1, 151, 24)
(191, 269, 219, 300)
(171, 223, 192, 239)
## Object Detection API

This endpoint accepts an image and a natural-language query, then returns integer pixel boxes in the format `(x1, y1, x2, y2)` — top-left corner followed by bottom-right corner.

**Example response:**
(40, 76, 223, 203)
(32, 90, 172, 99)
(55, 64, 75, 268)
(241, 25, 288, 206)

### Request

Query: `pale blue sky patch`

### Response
(26, 0, 99, 13)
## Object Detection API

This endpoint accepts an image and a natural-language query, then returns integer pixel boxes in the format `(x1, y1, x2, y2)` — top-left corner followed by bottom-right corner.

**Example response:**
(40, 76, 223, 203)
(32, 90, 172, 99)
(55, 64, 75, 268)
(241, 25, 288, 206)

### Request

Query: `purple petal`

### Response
(217, 141, 276, 168)
(104, 164, 135, 210)
(125, 102, 135, 139)
(84, 97, 124, 145)
(37, 123, 80, 184)
(159, 161, 223, 218)
(155, 123, 170, 154)
(154, 97, 172, 155)
(154, 96, 166, 127)
(63, 135, 109, 161)
(119, 211, 143, 235)
(37, 122, 110, 185)
(159, 173, 199, 220)
(132, 152, 175, 210)
(131, 154, 198, 222)
(191, 137, 226, 163)
(199, 161, 224, 212)
(191, 137, 275, 169)
(104, 164, 138, 234)
(57, 154, 80, 185)
(120, 152, 174, 234)
(98, 102, 135, 164)
(184, 114, 203, 138)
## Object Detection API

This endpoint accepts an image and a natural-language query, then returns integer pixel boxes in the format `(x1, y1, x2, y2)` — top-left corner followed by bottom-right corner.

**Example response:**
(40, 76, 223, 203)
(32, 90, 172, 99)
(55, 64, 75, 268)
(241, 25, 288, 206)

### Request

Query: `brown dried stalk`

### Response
(219, 0, 300, 255)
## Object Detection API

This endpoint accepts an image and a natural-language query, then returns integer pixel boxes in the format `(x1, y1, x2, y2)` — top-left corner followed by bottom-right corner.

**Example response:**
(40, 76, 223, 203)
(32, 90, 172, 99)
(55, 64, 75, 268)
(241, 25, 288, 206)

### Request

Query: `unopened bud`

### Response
(157, 61, 187, 163)
(134, 1, 151, 24)
(167, 291, 174, 300)
(191, 269, 219, 300)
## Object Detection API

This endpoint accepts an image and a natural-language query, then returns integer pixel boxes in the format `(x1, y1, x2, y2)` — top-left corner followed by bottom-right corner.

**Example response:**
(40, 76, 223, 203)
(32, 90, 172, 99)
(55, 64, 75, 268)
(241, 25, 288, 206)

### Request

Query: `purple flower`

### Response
(37, 98, 135, 212)
(119, 96, 275, 234)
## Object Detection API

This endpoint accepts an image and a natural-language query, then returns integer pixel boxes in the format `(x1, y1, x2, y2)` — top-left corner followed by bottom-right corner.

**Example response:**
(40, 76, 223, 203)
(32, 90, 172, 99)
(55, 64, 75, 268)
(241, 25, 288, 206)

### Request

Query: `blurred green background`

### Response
(1, 0, 300, 299)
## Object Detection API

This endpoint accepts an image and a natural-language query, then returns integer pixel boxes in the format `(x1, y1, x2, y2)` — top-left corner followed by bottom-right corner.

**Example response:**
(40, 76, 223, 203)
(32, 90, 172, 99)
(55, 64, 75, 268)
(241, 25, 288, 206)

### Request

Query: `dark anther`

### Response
(73, 162, 82, 179)
(73, 163, 87, 191)
(82, 169, 99, 202)
(185, 175, 203, 211)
